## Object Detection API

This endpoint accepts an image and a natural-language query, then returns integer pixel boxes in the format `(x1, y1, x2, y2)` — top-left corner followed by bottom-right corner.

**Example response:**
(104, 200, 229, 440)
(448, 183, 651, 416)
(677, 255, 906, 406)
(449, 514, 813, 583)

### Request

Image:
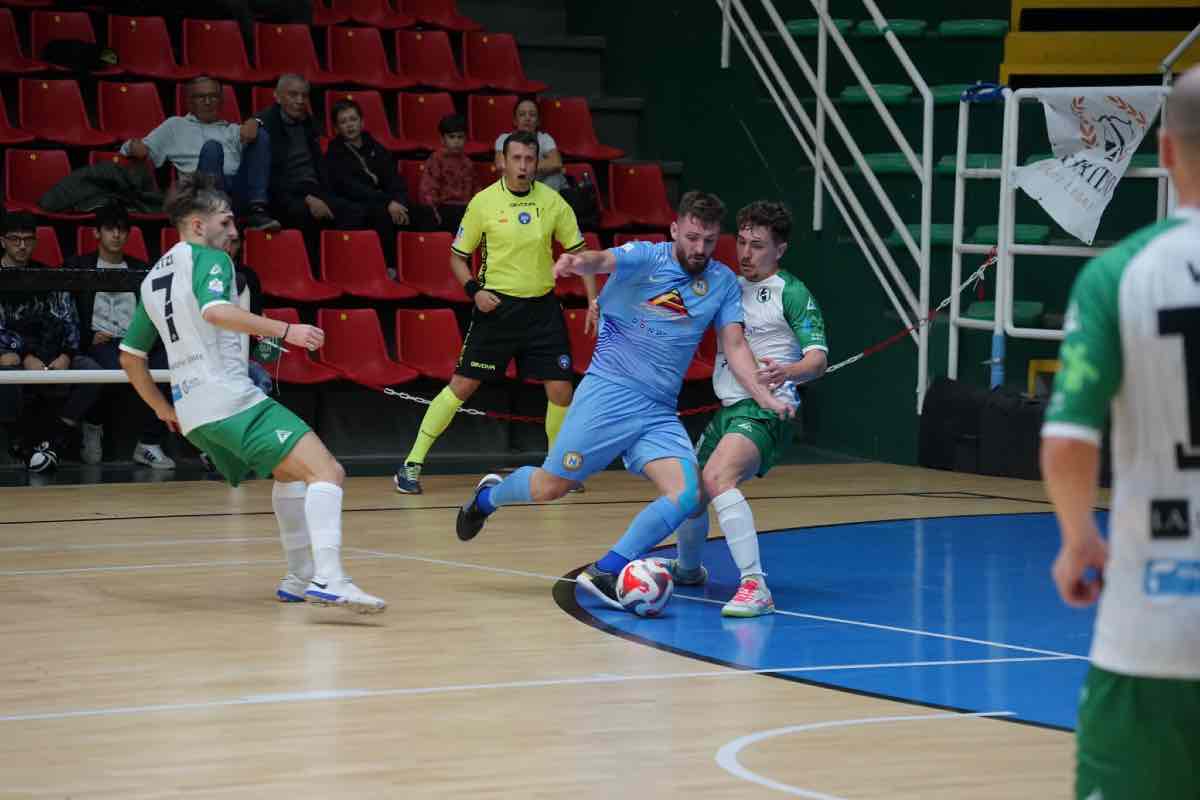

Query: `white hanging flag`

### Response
(1013, 88, 1164, 245)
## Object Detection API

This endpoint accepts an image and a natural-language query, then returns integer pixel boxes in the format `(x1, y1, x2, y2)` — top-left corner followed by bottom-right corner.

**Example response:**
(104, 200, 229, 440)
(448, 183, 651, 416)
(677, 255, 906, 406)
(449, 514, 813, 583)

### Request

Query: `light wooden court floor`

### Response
(0, 463, 1085, 799)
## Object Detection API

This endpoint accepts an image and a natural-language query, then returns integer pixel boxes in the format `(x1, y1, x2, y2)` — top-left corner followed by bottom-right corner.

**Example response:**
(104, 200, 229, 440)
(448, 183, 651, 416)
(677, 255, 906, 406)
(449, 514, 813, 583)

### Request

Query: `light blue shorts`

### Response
(542, 374, 696, 481)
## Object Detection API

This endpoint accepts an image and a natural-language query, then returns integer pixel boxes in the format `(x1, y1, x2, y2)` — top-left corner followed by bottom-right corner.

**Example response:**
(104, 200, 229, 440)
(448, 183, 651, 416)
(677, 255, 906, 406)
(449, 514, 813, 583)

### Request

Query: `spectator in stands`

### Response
(0, 212, 103, 471)
(259, 74, 362, 234)
(493, 98, 566, 192)
(65, 203, 175, 469)
(324, 98, 411, 268)
(121, 76, 279, 232)
(418, 114, 474, 233)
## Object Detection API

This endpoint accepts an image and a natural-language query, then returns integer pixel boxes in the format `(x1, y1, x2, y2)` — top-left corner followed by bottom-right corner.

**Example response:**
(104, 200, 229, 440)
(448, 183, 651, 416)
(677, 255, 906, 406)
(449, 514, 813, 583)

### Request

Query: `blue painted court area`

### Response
(573, 512, 1104, 730)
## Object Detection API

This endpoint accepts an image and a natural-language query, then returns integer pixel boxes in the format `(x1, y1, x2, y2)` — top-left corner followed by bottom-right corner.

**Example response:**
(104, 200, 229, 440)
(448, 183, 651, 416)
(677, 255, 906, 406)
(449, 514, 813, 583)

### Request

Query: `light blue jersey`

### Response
(587, 240, 744, 406)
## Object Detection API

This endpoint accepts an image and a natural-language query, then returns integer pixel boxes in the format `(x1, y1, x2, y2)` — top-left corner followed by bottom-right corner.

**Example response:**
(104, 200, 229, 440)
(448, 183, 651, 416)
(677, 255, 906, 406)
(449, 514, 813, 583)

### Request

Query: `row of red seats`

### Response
(0, 79, 622, 162)
(5, 149, 677, 228)
(0, 13, 525, 92)
(261, 306, 719, 386)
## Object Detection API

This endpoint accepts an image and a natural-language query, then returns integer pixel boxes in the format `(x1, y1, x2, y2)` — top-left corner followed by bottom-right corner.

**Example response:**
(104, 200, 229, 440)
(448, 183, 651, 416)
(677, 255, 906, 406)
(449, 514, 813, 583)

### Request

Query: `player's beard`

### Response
(675, 245, 709, 274)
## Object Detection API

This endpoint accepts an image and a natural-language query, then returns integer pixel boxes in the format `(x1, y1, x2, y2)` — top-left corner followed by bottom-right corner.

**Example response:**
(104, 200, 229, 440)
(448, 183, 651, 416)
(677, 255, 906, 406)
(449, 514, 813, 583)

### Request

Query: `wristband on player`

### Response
(463, 279, 482, 298)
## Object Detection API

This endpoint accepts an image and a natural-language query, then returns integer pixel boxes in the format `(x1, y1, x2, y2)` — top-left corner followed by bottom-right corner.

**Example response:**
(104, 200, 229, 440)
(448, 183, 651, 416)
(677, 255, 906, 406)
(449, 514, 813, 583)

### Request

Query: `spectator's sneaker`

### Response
(575, 563, 623, 611)
(650, 557, 708, 586)
(245, 207, 281, 232)
(80, 422, 103, 465)
(27, 441, 57, 473)
(721, 575, 775, 618)
(304, 577, 387, 614)
(276, 573, 310, 603)
(393, 461, 423, 494)
(134, 442, 176, 470)
(456, 473, 501, 541)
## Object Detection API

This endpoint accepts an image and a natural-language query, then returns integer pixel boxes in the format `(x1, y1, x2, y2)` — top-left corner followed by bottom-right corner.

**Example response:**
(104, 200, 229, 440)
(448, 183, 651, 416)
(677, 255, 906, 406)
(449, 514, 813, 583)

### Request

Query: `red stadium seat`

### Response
(98, 81, 166, 142)
(0, 9, 47, 74)
(395, 308, 462, 381)
(4, 149, 91, 219)
(394, 30, 483, 93)
(311, 0, 350, 26)
(317, 308, 418, 387)
(324, 89, 418, 151)
(467, 94, 518, 155)
(563, 162, 630, 229)
(160, 227, 180, 253)
(399, 0, 481, 31)
(613, 233, 667, 246)
(399, 159, 426, 199)
(2, 0, 54, 7)
(712, 233, 739, 273)
(320, 230, 418, 300)
(397, 91, 478, 152)
(553, 232, 602, 298)
(182, 19, 277, 84)
(243, 229, 342, 302)
(397, 231, 469, 302)
(260, 308, 342, 383)
(331, 0, 415, 29)
(539, 97, 624, 161)
(562, 307, 596, 375)
(462, 32, 547, 94)
(0, 93, 34, 145)
(30, 11, 116, 74)
(609, 162, 675, 228)
(327, 26, 414, 91)
(32, 225, 62, 266)
(109, 16, 198, 81)
(472, 160, 499, 191)
(174, 82, 243, 125)
(19, 79, 116, 147)
(255, 23, 348, 86)
(684, 326, 717, 381)
(77, 225, 150, 263)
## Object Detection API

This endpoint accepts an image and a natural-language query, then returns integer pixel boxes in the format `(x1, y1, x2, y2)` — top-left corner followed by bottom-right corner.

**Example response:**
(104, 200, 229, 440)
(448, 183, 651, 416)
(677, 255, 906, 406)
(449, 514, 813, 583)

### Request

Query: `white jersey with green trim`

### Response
(1042, 208, 1200, 680)
(118, 241, 266, 435)
(712, 269, 828, 406)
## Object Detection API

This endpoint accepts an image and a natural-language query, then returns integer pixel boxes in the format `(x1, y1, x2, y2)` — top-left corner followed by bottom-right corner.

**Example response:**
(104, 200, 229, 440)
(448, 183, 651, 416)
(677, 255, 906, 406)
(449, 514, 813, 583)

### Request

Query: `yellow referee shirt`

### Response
(450, 177, 585, 298)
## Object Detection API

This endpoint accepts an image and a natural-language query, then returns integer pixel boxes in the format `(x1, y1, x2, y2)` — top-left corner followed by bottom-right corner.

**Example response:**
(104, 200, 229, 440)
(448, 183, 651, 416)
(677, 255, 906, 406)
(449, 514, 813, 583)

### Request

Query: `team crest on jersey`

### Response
(692, 278, 708, 296)
(562, 451, 584, 471)
(557, 354, 571, 370)
(276, 430, 292, 444)
(646, 288, 688, 317)
(518, 212, 531, 224)
(756, 287, 772, 303)
(208, 278, 224, 293)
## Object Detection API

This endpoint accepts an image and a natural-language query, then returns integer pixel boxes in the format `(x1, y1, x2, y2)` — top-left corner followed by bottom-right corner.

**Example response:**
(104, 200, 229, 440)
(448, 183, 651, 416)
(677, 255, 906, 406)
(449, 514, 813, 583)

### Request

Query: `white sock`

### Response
(272, 480, 313, 579)
(305, 481, 345, 583)
(674, 511, 710, 572)
(713, 488, 763, 579)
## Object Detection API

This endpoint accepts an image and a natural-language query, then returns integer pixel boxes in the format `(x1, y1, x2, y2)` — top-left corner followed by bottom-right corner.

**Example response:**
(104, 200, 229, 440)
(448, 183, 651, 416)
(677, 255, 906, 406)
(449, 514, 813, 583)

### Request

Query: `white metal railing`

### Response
(0, 370, 171, 383)
(717, 0, 935, 411)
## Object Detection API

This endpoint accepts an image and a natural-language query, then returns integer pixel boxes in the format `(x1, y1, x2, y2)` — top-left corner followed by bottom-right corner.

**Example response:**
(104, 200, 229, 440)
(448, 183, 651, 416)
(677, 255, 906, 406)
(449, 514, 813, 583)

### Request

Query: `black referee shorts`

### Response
(456, 290, 573, 382)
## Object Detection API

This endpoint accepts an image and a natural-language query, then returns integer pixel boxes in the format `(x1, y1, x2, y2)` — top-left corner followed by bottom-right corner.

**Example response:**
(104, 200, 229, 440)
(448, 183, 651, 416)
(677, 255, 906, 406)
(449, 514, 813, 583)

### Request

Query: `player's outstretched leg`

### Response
(272, 479, 314, 602)
(456, 465, 576, 540)
(275, 431, 386, 614)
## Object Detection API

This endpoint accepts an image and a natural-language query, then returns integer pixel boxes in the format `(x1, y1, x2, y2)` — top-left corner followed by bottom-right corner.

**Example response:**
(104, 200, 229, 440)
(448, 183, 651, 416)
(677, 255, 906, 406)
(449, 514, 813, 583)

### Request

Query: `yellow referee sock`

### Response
(545, 401, 569, 449)
(406, 386, 463, 464)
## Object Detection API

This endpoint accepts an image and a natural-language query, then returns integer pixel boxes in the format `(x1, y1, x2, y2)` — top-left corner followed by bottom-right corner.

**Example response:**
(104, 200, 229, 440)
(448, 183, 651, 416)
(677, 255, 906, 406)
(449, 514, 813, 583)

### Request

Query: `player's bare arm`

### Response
(554, 249, 615, 278)
(720, 324, 794, 419)
(758, 349, 828, 389)
(118, 349, 180, 432)
(202, 303, 324, 352)
(1041, 436, 1108, 607)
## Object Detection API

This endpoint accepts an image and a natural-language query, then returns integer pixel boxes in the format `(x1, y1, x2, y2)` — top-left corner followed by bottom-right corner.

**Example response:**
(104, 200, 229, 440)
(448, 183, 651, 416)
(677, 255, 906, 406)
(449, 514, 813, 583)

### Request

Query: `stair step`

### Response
(839, 84, 914, 105)
(785, 18, 855, 37)
(855, 19, 929, 38)
(970, 224, 1051, 244)
(937, 19, 1009, 38)
(885, 223, 955, 248)
(935, 153, 1002, 174)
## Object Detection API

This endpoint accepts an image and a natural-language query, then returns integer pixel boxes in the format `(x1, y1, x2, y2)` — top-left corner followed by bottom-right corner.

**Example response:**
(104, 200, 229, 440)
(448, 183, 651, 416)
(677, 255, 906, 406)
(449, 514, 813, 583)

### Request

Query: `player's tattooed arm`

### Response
(554, 249, 615, 278)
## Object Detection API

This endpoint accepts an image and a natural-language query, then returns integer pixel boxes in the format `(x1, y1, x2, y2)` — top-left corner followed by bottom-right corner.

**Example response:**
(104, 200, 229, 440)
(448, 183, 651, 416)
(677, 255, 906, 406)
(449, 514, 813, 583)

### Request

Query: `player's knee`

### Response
(674, 460, 702, 518)
(545, 381, 572, 407)
(316, 457, 345, 487)
(448, 375, 480, 402)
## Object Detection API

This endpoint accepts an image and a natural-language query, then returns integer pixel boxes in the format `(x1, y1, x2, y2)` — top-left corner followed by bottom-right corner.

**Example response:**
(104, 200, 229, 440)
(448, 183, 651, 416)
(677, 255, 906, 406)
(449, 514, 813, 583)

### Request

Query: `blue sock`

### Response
(598, 496, 687, 573)
(477, 466, 535, 515)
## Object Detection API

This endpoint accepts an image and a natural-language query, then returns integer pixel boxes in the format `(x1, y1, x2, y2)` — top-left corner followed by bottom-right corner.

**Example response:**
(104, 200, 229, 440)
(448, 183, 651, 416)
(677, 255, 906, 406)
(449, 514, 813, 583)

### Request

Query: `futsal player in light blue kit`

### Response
(455, 191, 793, 609)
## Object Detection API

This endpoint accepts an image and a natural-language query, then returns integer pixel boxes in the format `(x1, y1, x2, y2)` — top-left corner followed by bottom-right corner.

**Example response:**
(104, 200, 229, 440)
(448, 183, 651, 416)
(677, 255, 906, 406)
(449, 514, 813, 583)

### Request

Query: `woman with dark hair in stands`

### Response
(323, 98, 411, 271)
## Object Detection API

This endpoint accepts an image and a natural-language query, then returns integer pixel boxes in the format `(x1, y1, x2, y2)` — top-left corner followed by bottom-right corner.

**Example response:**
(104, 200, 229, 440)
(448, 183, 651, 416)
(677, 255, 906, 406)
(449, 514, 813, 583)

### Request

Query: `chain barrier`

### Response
(373, 250, 997, 426)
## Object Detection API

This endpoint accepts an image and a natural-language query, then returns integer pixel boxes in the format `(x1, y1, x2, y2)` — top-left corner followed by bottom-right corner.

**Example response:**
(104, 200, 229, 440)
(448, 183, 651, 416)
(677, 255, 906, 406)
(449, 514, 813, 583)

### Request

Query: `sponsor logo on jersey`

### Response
(756, 287, 772, 303)
(208, 278, 224, 294)
(1150, 499, 1190, 539)
(621, 242, 636, 252)
(562, 451, 584, 471)
(1058, 342, 1099, 393)
(469, 360, 497, 371)
(692, 278, 708, 296)
(210, 265, 222, 276)
(275, 429, 292, 444)
(806, 297, 817, 311)
(518, 212, 531, 224)
(1144, 559, 1200, 596)
(557, 354, 571, 371)
(645, 288, 688, 317)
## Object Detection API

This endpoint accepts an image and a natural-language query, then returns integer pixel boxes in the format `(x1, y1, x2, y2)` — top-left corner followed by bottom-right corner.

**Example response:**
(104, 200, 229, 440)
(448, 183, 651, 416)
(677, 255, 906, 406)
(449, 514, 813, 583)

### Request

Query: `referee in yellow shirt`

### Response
(395, 130, 595, 494)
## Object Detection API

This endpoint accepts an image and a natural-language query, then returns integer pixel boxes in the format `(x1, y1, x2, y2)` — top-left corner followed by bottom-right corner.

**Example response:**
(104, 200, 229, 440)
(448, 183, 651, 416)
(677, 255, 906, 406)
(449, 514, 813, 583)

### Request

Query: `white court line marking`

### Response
(715, 711, 1016, 799)
(0, 536, 277, 554)
(0, 664, 1048, 723)
(0, 553, 392, 577)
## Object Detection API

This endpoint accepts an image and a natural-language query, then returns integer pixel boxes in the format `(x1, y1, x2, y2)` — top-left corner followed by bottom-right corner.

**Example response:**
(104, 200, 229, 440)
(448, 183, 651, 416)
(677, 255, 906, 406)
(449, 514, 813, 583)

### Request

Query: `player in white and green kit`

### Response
(664, 201, 827, 617)
(118, 175, 386, 614)
(1041, 68, 1200, 800)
